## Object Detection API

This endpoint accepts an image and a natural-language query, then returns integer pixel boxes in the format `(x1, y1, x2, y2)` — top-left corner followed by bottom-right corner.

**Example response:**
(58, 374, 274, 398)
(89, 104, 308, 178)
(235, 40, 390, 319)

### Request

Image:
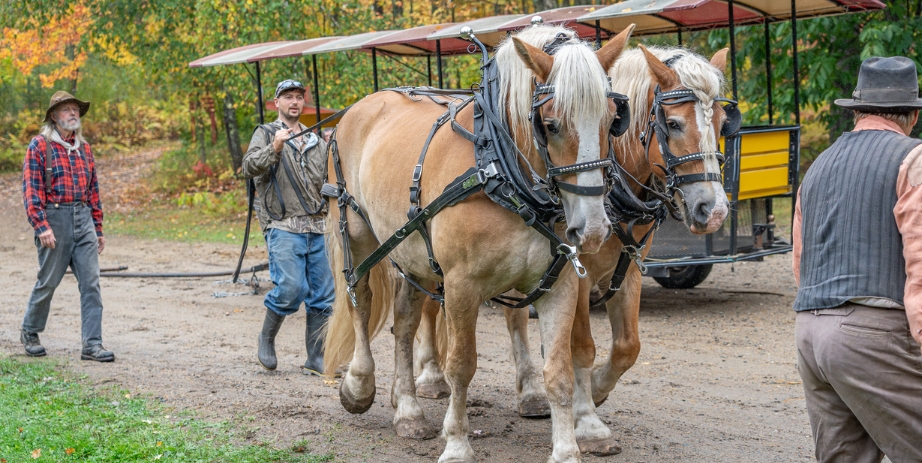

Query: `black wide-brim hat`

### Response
(43, 90, 91, 122)
(834, 56, 922, 112)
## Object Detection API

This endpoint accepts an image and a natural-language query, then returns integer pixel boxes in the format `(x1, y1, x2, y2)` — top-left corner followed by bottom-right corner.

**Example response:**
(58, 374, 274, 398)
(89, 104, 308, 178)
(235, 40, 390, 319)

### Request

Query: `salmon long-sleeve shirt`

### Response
(793, 115, 922, 349)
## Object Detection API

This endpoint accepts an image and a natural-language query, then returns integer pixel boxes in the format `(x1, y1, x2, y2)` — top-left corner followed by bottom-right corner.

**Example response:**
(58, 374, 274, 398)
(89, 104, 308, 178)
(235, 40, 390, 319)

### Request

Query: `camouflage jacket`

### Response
(241, 119, 329, 233)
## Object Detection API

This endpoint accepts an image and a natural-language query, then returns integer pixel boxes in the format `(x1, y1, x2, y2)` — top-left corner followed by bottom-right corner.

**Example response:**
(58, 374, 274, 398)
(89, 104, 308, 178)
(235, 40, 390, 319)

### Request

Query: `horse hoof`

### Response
(518, 396, 551, 418)
(340, 383, 375, 414)
(439, 458, 476, 463)
(417, 380, 451, 399)
(593, 394, 609, 407)
(578, 437, 622, 456)
(395, 417, 437, 440)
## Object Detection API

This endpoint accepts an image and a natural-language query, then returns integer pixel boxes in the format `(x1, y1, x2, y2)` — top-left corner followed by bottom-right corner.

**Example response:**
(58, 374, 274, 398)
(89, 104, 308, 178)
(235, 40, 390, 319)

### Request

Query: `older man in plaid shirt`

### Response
(20, 91, 113, 362)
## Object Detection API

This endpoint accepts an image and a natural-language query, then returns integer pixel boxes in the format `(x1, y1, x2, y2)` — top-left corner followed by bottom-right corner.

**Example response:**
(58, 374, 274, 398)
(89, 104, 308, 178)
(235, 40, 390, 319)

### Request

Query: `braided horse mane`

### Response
(609, 46, 727, 170)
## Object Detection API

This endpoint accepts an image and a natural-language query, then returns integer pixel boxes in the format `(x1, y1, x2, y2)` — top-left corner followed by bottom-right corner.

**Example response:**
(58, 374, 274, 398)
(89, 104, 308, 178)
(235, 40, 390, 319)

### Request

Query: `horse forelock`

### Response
(547, 46, 611, 131)
(610, 47, 726, 159)
(495, 26, 609, 148)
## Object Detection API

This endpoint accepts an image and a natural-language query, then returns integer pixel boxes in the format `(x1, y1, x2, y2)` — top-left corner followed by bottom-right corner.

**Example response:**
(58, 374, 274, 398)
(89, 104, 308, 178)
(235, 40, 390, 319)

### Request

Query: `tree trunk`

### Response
(66, 44, 78, 92)
(222, 89, 244, 173)
(533, 0, 556, 11)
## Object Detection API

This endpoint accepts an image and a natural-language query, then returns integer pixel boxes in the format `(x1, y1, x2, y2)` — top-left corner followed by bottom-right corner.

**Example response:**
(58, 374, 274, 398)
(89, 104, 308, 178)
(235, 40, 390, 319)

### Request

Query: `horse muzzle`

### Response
(687, 197, 728, 235)
(567, 219, 612, 254)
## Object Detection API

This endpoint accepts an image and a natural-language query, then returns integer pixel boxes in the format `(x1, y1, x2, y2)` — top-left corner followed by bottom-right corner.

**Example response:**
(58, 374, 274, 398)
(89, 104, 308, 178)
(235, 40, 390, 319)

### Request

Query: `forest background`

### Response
(0, 0, 919, 242)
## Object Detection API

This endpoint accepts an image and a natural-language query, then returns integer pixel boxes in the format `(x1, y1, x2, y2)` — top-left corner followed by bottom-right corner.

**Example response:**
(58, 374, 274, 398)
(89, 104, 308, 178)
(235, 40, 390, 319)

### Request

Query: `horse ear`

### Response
(512, 37, 553, 82)
(596, 23, 635, 71)
(710, 48, 730, 73)
(639, 45, 679, 89)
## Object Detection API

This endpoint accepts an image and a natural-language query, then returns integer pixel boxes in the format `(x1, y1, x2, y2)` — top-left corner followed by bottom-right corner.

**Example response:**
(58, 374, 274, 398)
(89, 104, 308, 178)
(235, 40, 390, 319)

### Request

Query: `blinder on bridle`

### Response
(527, 33, 632, 198)
(645, 84, 740, 189)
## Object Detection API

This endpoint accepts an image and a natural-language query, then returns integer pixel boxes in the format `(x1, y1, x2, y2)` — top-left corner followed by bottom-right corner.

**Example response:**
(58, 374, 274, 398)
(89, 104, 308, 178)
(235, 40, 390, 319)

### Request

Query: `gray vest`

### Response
(794, 129, 922, 312)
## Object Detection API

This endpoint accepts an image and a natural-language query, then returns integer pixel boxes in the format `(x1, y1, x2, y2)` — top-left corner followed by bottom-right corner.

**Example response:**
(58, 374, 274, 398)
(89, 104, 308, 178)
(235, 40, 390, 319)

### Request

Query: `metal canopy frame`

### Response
(189, 0, 885, 128)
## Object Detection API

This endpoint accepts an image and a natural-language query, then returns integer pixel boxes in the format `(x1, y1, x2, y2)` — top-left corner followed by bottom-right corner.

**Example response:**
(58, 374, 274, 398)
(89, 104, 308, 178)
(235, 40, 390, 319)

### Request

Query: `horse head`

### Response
(612, 45, 733, 235)
(496, 25, 632, 253)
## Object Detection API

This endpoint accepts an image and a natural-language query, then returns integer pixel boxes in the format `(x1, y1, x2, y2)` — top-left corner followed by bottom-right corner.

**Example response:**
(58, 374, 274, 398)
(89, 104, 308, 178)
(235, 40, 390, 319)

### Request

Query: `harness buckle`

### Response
(347, 286, 358, 307)
(557, 243, 588, 278)
(624, 245, 648, 274)
(480, 162, 499, 179)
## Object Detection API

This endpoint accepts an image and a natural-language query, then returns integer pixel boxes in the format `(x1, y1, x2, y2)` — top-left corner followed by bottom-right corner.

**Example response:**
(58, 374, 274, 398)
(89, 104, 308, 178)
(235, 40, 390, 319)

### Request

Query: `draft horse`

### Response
(322, 25, 633, 463)
(415, 44, 737, 455)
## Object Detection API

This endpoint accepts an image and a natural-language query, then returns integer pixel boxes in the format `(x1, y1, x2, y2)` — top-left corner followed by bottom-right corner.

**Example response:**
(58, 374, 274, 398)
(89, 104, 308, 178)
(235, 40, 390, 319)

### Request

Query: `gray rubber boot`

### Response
(257, 309, 285, 370)
(301, 310, 327, 376)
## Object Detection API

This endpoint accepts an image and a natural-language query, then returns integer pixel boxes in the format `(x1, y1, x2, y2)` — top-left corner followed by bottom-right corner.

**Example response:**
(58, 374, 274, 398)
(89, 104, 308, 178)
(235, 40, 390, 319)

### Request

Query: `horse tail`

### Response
(322, 230, 396, 376)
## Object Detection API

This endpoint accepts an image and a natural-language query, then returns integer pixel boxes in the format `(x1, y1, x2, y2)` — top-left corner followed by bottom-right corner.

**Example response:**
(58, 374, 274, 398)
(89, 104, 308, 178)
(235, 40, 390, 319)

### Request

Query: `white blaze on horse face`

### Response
(681, 103, 729, 234)
(561, 117, 612, 254)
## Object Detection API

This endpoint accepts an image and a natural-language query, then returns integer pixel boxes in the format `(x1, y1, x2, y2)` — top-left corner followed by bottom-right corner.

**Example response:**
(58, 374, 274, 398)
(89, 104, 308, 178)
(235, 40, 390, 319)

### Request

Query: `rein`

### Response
(232, 106, 352, 284)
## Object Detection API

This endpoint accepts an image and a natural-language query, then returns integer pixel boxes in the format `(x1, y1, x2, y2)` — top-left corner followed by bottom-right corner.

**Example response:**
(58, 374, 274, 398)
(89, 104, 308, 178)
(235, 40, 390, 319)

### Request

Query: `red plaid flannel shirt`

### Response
(22, 134, 103, 236)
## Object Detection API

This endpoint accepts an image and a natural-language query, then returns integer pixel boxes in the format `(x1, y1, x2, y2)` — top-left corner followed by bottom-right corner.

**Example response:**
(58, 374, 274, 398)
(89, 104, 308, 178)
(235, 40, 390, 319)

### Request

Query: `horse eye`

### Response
(545, 121, 560, 135)
(667, 120, 681, 131)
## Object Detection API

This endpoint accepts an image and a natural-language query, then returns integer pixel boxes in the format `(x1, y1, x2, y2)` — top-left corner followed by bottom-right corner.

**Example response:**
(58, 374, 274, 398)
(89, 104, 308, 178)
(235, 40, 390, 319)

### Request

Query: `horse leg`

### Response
(339, 275, 378, 414)
(391, 280, 437, 440)
(571, 278, 621, 456)
(534, 278, 581, 463)
(438, 287, 482, 463)
(415, 296, 451, 399)
(503, 303, 550, 418)
(591, 265, 642, 406)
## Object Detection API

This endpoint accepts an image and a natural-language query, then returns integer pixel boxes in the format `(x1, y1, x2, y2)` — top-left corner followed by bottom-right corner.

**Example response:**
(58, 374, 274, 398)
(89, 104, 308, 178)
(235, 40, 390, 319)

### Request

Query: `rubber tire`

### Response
(652, 264, 713, 289)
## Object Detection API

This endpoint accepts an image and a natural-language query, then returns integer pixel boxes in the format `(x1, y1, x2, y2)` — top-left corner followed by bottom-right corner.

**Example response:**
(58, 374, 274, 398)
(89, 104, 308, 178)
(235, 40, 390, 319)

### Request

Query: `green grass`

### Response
(106, 204, 261, 245)
(0, 356, 333, 462)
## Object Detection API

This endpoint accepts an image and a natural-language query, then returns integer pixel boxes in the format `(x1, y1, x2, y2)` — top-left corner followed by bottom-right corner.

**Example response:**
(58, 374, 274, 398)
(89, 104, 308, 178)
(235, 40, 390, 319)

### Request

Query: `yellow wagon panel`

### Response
(739, 167, 791, 200)
(737, 130, 790, 155)
(740, 151, 790, 170)
(719, 130, 793, 201)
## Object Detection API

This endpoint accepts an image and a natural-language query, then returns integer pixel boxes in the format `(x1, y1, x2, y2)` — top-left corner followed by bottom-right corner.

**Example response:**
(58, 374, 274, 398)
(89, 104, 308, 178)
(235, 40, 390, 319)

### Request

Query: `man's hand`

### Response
(38, 229, 55, 249)
(271, 127, 294, 153)
(97, 236, 105, 254)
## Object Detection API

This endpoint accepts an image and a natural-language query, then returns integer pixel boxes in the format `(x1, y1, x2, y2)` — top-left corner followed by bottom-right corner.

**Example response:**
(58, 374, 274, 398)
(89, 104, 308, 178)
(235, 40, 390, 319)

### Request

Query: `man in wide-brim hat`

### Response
(20, 90, 114, 362)
(793, 56, 922, 462)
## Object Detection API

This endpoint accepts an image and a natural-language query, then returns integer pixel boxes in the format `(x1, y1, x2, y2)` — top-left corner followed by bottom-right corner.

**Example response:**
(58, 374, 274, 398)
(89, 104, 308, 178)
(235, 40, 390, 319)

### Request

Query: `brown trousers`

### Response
(796, 304, 922, 463)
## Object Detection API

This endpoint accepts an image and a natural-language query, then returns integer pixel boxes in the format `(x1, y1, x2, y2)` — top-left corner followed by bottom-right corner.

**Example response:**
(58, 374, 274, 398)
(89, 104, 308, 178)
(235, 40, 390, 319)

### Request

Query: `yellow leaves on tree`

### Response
(0, 2, 93, 88)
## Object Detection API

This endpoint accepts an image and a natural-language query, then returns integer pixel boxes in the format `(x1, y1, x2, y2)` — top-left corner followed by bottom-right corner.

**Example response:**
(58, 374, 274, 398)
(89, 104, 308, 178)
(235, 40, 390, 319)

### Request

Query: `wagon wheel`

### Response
(652, 264, 713, 289)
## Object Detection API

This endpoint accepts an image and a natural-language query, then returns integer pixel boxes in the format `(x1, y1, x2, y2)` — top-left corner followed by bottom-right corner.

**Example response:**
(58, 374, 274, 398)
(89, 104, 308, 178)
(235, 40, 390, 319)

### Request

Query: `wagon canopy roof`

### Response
(578, 0, 886, 36)
(188, 1, 885, 68)
(188, 37, 343, 68)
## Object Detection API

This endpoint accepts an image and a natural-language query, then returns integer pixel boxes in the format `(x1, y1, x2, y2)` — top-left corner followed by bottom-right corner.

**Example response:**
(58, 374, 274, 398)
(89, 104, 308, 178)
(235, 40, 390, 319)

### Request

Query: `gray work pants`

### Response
(22, 203, 104, 347)
(795, 304, 922, 463)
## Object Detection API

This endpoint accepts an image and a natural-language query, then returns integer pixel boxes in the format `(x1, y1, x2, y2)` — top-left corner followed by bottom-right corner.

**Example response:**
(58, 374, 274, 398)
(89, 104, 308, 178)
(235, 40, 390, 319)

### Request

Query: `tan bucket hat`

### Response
(43, 91, 91, 122)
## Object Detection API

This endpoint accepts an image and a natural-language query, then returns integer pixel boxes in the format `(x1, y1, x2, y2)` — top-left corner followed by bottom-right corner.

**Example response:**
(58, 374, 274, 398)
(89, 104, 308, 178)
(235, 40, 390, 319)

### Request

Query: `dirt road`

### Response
(0, 150, 815, 462)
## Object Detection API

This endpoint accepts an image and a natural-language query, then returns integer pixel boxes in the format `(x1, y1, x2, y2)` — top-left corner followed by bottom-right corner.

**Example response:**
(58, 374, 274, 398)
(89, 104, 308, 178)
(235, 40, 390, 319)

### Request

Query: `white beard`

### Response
(59, 118, 81, 132)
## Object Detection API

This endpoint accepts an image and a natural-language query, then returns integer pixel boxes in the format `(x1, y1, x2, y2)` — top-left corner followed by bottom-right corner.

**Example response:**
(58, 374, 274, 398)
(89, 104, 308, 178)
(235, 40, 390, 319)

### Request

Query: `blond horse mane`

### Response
(609, 46, 726, 170)
(495, 25, 613, 153)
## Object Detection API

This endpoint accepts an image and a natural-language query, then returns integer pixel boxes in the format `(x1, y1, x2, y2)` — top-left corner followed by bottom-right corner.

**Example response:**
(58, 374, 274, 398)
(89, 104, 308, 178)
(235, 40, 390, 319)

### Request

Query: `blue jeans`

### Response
(23, 203, 104, 347)
(264, 228, 335, 317)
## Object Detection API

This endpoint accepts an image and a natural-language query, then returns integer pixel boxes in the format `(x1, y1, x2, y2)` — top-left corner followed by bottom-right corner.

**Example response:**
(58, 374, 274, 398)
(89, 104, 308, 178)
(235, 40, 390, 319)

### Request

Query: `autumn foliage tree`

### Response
(0, 2, 93, 90)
